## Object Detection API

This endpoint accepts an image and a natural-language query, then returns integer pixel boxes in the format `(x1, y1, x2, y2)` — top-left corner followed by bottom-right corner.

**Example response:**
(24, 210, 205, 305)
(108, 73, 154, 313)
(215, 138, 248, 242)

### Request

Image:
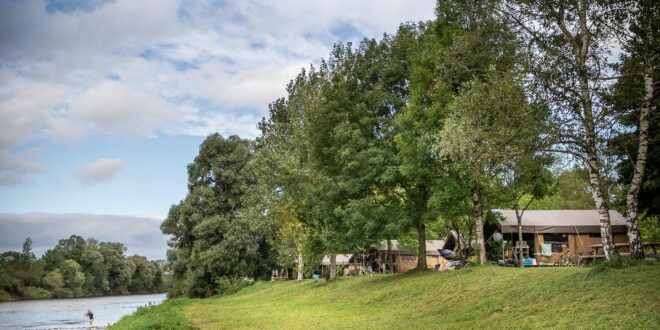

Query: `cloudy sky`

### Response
(0, 0, 436, 259)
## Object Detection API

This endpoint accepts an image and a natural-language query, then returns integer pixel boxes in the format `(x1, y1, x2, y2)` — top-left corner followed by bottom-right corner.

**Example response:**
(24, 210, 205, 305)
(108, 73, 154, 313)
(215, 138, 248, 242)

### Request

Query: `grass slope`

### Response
(112, 264, 660, 329)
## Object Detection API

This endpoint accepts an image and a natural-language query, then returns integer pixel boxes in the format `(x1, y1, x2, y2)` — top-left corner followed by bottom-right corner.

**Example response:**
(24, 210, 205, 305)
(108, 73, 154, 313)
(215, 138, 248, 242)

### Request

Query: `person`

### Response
(85, 308, 94, 326)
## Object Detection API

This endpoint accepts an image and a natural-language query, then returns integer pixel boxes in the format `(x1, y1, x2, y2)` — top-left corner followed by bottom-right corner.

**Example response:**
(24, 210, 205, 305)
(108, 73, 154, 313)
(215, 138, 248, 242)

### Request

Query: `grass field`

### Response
(111, 264, 660, 329)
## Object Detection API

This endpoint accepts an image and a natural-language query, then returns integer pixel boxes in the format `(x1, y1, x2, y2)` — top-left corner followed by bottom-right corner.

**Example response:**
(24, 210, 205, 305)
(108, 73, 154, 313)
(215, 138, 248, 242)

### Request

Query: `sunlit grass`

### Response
(112, 264, 660, 329)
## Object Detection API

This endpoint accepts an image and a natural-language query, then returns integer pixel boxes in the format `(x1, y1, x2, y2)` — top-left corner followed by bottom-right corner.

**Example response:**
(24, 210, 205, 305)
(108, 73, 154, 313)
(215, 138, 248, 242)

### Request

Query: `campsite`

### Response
(1, 0, 658, 329)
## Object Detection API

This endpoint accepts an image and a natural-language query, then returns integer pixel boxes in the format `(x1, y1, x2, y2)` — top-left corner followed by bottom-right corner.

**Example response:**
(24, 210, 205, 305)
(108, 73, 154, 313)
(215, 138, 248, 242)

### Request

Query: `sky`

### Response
(0, 0, 437, 260)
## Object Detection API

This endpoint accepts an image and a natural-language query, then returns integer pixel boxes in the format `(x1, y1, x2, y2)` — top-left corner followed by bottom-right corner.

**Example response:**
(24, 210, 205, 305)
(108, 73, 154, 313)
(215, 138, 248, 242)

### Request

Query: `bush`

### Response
(214, 276, 251, 296)
(590, 256, 653, 274)
(22, 286, 52, 300)
(0, 289, 12, 302)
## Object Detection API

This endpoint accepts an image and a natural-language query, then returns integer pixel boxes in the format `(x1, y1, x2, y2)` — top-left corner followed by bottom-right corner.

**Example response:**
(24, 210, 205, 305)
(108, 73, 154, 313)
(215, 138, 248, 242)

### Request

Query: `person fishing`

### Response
(85, 308, 94, 326)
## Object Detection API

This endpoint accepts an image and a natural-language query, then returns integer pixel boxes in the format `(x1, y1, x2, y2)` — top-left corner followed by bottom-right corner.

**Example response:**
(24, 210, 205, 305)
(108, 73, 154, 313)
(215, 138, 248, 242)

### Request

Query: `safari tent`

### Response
(320, 240, 448, 275)
(492, 209, 630, 263)
(375, 239, 447, 273)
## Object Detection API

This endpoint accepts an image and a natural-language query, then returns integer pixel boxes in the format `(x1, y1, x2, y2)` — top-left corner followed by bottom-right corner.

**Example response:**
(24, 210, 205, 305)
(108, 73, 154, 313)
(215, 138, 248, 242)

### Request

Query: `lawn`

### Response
(111, 264, 660, 329)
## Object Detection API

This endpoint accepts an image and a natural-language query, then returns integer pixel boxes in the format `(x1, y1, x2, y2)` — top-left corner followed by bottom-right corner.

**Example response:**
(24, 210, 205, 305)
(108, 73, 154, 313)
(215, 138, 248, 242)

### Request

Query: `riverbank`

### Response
(0, 291, 167, 303)
(111, 263, 659, 329)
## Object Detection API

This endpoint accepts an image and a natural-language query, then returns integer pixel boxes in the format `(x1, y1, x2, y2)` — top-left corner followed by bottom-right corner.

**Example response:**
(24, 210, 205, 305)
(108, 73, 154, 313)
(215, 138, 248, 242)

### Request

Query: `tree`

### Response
(529, 168, 595, 210)
(507, 156, 553, 266)
(500, 0, 632, 259)
(608, 0, 658, 258)
(436, 72, 547, 264)
(162, 134, 269, 297)
(59, 259, 85, 296)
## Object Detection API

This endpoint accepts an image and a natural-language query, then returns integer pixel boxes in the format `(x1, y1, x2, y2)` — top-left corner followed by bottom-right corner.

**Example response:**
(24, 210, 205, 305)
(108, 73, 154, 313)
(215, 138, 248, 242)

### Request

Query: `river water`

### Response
(0, 293, 166, 329)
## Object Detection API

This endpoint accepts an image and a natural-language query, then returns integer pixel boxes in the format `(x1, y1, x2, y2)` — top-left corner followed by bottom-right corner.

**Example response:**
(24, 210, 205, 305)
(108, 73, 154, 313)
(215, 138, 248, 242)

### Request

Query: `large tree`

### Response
(161, 134, 270, 297)
(500, 0, 632, 259)
(608, 0, 658, 258)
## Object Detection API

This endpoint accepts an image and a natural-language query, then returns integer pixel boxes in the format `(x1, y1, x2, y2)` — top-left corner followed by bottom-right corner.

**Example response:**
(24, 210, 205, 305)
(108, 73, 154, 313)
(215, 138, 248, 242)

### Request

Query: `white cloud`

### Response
(75, 158, 124, 185)
(68, 80, 179, 136)
(0, 149, 48, 186)
(0, 0, 436, 184)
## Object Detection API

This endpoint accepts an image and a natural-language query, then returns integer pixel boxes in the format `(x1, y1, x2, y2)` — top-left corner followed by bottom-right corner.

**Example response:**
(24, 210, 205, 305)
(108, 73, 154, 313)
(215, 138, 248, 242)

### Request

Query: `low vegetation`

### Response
(111, 264, 660, 329)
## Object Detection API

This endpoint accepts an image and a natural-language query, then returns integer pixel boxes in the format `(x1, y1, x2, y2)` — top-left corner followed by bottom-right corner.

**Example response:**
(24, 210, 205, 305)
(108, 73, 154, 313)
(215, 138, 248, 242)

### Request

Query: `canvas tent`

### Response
(493, 209, 628, 234)
(376, 239, 447, 273)
(320, 254, 352, 266)
(492, 209, 630, 263)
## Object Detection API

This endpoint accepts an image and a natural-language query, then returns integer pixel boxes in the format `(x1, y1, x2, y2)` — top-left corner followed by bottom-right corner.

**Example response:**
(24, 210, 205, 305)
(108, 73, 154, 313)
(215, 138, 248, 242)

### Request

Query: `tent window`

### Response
(543, 233, 568, 253)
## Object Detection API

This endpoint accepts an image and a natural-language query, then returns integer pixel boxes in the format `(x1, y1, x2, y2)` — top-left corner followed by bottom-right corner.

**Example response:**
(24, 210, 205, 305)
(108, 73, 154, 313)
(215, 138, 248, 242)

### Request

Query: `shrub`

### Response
(214, 276, 251, 296)
(0, 289, 11, 302)
(590, 255, 652, 274)
(22, 286, 52, 300)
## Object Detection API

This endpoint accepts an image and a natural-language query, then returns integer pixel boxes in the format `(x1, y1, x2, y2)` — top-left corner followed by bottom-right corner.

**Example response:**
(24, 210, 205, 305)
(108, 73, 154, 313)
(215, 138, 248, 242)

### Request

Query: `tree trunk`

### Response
(473, 187, 486, 264)
(416, 221, 427, 269)
(296, 249, 304, 281)
(329, 254, 337, 280)
(386, 239, 393, 273)
(517, 213, 524, 268)
(574, 0, 615, 260)
(625, 62, 653, 259)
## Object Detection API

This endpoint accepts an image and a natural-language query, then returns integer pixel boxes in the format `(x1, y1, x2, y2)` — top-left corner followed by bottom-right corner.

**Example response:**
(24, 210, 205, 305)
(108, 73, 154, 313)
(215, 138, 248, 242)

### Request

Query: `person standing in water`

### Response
(85, 308, 94, 326)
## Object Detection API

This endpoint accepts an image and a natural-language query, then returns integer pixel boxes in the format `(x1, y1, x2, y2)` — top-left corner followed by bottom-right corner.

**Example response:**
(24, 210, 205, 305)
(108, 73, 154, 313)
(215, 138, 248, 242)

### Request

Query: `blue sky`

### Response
(0, 0, 436, 258)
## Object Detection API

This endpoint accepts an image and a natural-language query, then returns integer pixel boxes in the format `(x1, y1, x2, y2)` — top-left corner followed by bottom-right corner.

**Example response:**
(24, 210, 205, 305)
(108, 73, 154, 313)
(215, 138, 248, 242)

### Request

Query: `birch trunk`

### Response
(625, 63, 653, 259)
(416, 221, 427, 269)
(473, 188, 486, 264)
(329, 254, 337, 280)
(575, 0, 615, 259)
(296, 248, 304, 281)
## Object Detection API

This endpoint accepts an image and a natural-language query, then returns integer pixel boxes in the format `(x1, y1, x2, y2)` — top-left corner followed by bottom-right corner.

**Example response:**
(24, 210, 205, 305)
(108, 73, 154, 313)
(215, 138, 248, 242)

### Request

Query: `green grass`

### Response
(112, 264, 660, 329)
(111, 298, 196, 329)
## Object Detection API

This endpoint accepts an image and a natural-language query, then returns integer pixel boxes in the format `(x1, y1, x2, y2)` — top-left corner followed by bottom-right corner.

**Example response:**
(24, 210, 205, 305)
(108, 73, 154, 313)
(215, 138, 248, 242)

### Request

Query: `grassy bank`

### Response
(112, 264, 660, 329)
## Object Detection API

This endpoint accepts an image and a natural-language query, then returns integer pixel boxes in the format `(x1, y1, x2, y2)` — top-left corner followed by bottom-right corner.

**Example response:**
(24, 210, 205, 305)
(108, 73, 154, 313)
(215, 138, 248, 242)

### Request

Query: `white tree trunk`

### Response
(625, 63, 653, 259)
(296, 248, 304, 281)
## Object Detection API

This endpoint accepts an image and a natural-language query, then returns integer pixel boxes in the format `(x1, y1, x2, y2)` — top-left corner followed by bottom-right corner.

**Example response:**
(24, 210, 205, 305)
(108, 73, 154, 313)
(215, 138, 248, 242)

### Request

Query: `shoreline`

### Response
(0, 292, 167, 304)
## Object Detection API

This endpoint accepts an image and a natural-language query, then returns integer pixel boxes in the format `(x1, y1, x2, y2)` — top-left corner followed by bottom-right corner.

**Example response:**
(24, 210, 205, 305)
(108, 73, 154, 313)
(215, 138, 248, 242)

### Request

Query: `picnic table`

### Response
(577, 243, 629, 265)
(589, 243, 630, 255)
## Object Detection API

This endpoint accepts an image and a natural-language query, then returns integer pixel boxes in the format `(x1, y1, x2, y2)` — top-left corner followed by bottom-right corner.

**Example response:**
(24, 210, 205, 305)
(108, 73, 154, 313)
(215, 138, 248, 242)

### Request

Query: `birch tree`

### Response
(610, 0, 657, 258)
(500, 0, 632, 258)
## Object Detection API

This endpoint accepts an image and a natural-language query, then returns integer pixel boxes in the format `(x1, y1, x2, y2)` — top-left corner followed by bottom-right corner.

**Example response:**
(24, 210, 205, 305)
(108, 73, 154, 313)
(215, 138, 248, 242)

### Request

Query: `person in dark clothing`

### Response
(85, 309, 94, 326)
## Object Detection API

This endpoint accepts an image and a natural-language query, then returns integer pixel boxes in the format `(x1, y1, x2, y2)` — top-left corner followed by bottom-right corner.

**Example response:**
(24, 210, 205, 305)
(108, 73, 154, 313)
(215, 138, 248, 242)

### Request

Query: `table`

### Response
(588, 243, 630, 255)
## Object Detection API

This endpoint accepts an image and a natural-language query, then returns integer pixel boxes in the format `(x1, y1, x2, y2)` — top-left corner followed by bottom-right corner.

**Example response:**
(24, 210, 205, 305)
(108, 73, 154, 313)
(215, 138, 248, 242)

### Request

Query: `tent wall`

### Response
(533, 233, 630, 258)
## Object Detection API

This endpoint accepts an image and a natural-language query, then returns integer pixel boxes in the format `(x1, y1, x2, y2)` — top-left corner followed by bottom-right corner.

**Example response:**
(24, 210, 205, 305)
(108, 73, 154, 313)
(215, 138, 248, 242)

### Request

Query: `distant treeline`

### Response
(0, 235, 164, 301)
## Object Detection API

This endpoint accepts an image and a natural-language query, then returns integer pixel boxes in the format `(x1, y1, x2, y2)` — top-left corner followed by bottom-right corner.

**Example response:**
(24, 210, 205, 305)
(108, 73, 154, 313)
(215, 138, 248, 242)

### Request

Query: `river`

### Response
(0, 293, 166, 329)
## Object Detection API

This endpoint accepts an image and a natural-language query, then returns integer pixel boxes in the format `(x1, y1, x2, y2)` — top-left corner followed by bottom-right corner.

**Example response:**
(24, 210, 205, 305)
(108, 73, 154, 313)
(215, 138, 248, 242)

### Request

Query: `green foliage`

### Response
(528, 168, 595, 210)
(162, 134, 273, 297)
(0, 289, 10, 302)
(639, 214, 660, 243)
(0, 235, 163, 300)
(21, 286, 52, 300)
(214, 276, 253, 296)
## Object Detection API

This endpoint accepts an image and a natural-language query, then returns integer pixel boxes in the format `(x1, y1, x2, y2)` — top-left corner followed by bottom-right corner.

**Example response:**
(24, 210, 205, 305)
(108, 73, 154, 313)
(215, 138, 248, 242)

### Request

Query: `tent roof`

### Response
(320, 254, 352, 265)
(377, 239, 446, 255)
(492, 209, 627, 234)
